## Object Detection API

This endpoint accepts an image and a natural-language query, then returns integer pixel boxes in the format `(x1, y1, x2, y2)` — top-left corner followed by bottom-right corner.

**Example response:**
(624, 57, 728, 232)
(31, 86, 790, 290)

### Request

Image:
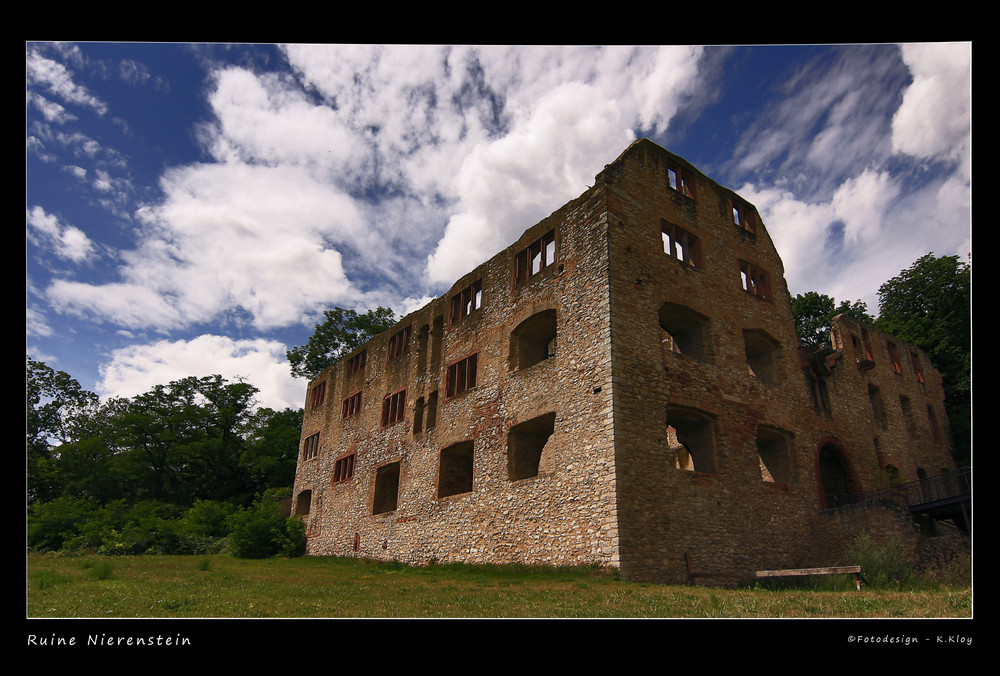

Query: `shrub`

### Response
(846, 531, 916, 589)
(27, 496, 101, 552)
(226, 499, 305, 559)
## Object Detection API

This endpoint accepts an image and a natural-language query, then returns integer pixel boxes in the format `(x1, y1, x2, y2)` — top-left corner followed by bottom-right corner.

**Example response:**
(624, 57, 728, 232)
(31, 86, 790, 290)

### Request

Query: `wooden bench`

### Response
(755, 565, 866, 590)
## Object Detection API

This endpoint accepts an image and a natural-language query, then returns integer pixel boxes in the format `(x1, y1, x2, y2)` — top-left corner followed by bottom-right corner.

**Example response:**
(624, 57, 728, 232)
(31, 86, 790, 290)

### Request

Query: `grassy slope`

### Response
(26, 554, 972, 619)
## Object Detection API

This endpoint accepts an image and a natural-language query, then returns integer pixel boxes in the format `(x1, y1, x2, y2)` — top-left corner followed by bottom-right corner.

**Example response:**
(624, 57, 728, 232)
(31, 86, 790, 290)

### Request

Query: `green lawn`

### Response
(26, 553, 972, 619)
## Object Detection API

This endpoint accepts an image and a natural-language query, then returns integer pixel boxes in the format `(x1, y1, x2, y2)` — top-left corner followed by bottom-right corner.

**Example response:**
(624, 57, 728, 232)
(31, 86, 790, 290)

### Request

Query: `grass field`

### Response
(26, 553, 972, 619)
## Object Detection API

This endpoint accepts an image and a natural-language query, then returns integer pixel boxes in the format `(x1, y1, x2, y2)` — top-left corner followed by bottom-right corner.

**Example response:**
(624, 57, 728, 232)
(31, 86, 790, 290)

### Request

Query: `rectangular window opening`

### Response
(450, 279, 483, 324)
(345, 350, 367, 376)
(662, 221, 701, 267)
(381, 389, 407, 427)
(514, 230, 556, 284)
(342, 390, 362, 419)
(333, 453, 355, 483)
(302, 432, 320, 461)
(310, 381, 327, 409)
(446, 353, 479, 399)
(387, 325, 412, 361)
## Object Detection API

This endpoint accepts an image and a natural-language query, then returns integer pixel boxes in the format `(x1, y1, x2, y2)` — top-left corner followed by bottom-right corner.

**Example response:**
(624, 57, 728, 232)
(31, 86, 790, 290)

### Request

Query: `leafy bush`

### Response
(846, 531, 916, 589)
(226, 499, 305, 559)
(27, 496, 101, 552)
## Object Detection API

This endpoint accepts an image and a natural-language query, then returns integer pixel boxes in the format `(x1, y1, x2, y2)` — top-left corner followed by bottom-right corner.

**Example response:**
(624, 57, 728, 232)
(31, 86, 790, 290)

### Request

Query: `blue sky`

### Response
(26, 43, 972, 411)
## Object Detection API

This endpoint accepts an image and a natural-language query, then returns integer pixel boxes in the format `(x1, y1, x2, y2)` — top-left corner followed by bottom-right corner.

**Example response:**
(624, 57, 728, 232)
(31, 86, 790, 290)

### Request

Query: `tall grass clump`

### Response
(846, 531, 916, 589)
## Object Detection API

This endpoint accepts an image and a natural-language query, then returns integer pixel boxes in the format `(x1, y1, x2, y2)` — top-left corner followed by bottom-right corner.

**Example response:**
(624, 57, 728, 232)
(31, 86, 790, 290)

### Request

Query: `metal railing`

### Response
(824, 467, 971, 511)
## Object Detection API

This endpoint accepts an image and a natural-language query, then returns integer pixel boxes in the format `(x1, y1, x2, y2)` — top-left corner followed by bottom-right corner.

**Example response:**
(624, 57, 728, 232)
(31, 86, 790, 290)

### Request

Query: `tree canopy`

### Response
(26, 365, 304, 507)
(875, 253, 971, 465)
(286, 306, 396, 380)
(791, 291, 873, 348)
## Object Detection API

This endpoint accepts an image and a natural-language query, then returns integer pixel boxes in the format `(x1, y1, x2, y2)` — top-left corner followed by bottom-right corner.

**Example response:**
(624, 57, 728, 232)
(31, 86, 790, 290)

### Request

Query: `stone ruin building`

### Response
(291, 139, 962, 584)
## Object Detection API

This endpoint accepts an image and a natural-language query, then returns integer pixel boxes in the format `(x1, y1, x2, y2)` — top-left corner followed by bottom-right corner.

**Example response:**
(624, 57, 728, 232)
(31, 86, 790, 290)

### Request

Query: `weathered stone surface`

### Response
(291, 139, 958, 584)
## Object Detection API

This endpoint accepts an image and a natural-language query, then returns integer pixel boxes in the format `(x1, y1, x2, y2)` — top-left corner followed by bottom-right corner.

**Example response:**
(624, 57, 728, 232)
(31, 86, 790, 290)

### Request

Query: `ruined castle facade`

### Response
(291, 139, 956, 583)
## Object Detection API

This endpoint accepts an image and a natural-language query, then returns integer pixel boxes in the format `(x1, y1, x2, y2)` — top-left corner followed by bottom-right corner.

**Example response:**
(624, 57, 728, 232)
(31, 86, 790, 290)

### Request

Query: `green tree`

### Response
(26, 357, 99, 504)
(875, 253, 971, 465)
(241, 407, 304, 493)
(109, 375, 261, 505)
(791, 292, 873, 348)
(286, 306, 396, 380)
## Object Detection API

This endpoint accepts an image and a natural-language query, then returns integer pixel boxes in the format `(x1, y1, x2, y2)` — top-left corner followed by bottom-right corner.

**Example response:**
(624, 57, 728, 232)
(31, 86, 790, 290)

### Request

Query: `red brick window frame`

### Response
(387, 325, 412, 361)
(309, 381, 327, 409)
(345, 350, 367, 376)
(514, 230, 557, 284)
(739, 260, 772, 300)
(887, 341, 903, 374)
(302, 432, 320, 461)
(667, 164, 696, 199)
(731, 198, 757, 234)
(342, 390, 362, 419)
(333, 453, 356, 483)
(662, 221, 702, 268)
(451, 279, 483, 324)
(446, 352, 479, 399)
(910, 351, 925, 383)
(381, 389, 407, 427)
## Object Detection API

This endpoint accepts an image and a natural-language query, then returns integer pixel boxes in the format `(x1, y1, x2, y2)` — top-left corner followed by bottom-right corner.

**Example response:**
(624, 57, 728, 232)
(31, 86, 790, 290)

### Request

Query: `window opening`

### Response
(900, 395, 917, 438)
(413, 396, 425, 433)
(514, 230, 556, 284)
(451, 280, 483, 324)
(310, 381, 327, 409)
(333, 453, 355, 483)
(861, 329, 874, 362)
(757, 426, 794, 484)
(910, 351, 925, 383)
(430, 316, 444, 368)
(509, 309, 557, 371)
(345, 350, 367, 376)
(295, 489, 312, 516)
(387, 325, 412, 360)
(438, 440, 474, 498)
(426, 390, 438, 430)
(658, 302, 711, 363)
(507, 412, 556, 480)
(731, 198, 756, 233)
(744, 329, 781, 384)
(818, 442, 857, 508)
(372, 462, 401, 514)
(665, 406, 718, 474)
(381, 389, 407, 427)
(302, 432, 320, 461)
(887, 341, 903, 374)
(868, 384, 888, 430)
(342, 390, 362, 419)
(927, 405, 942, 442)
(417, 324, 429, 374)
(667, 165, 696, 199)
(739, 260, 772, 299)
(661, 221, 701, 267)
(446, 353, 478, 398)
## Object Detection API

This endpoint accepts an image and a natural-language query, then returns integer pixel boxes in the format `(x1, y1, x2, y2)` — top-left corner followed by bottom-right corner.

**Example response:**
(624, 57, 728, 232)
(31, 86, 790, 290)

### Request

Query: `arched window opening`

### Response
(818, 442, 857, 508)
(744, 329, 782, 384)
(507, 412, 556, 480)
(295, 489, 312, 516)
(757, 426, 794, 484)
(665, 406, 717, 474)
(510, 309, 557, 371)
(659, 302, 711, 363)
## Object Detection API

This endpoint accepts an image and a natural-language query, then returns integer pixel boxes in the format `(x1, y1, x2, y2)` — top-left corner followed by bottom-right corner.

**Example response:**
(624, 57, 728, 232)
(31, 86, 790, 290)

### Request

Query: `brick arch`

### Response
(815, 437, 860, 509)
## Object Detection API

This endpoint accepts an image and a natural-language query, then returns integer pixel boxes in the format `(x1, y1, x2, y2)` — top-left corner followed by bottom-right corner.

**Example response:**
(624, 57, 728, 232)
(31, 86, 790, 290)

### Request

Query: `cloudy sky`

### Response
(26, 43, 972, 411)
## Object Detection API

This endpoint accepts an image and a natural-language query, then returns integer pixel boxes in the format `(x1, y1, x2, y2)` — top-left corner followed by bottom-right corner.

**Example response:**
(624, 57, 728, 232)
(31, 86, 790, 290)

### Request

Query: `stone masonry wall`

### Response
(292, 181, 622, 568)
(290, 138, 958, 583)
